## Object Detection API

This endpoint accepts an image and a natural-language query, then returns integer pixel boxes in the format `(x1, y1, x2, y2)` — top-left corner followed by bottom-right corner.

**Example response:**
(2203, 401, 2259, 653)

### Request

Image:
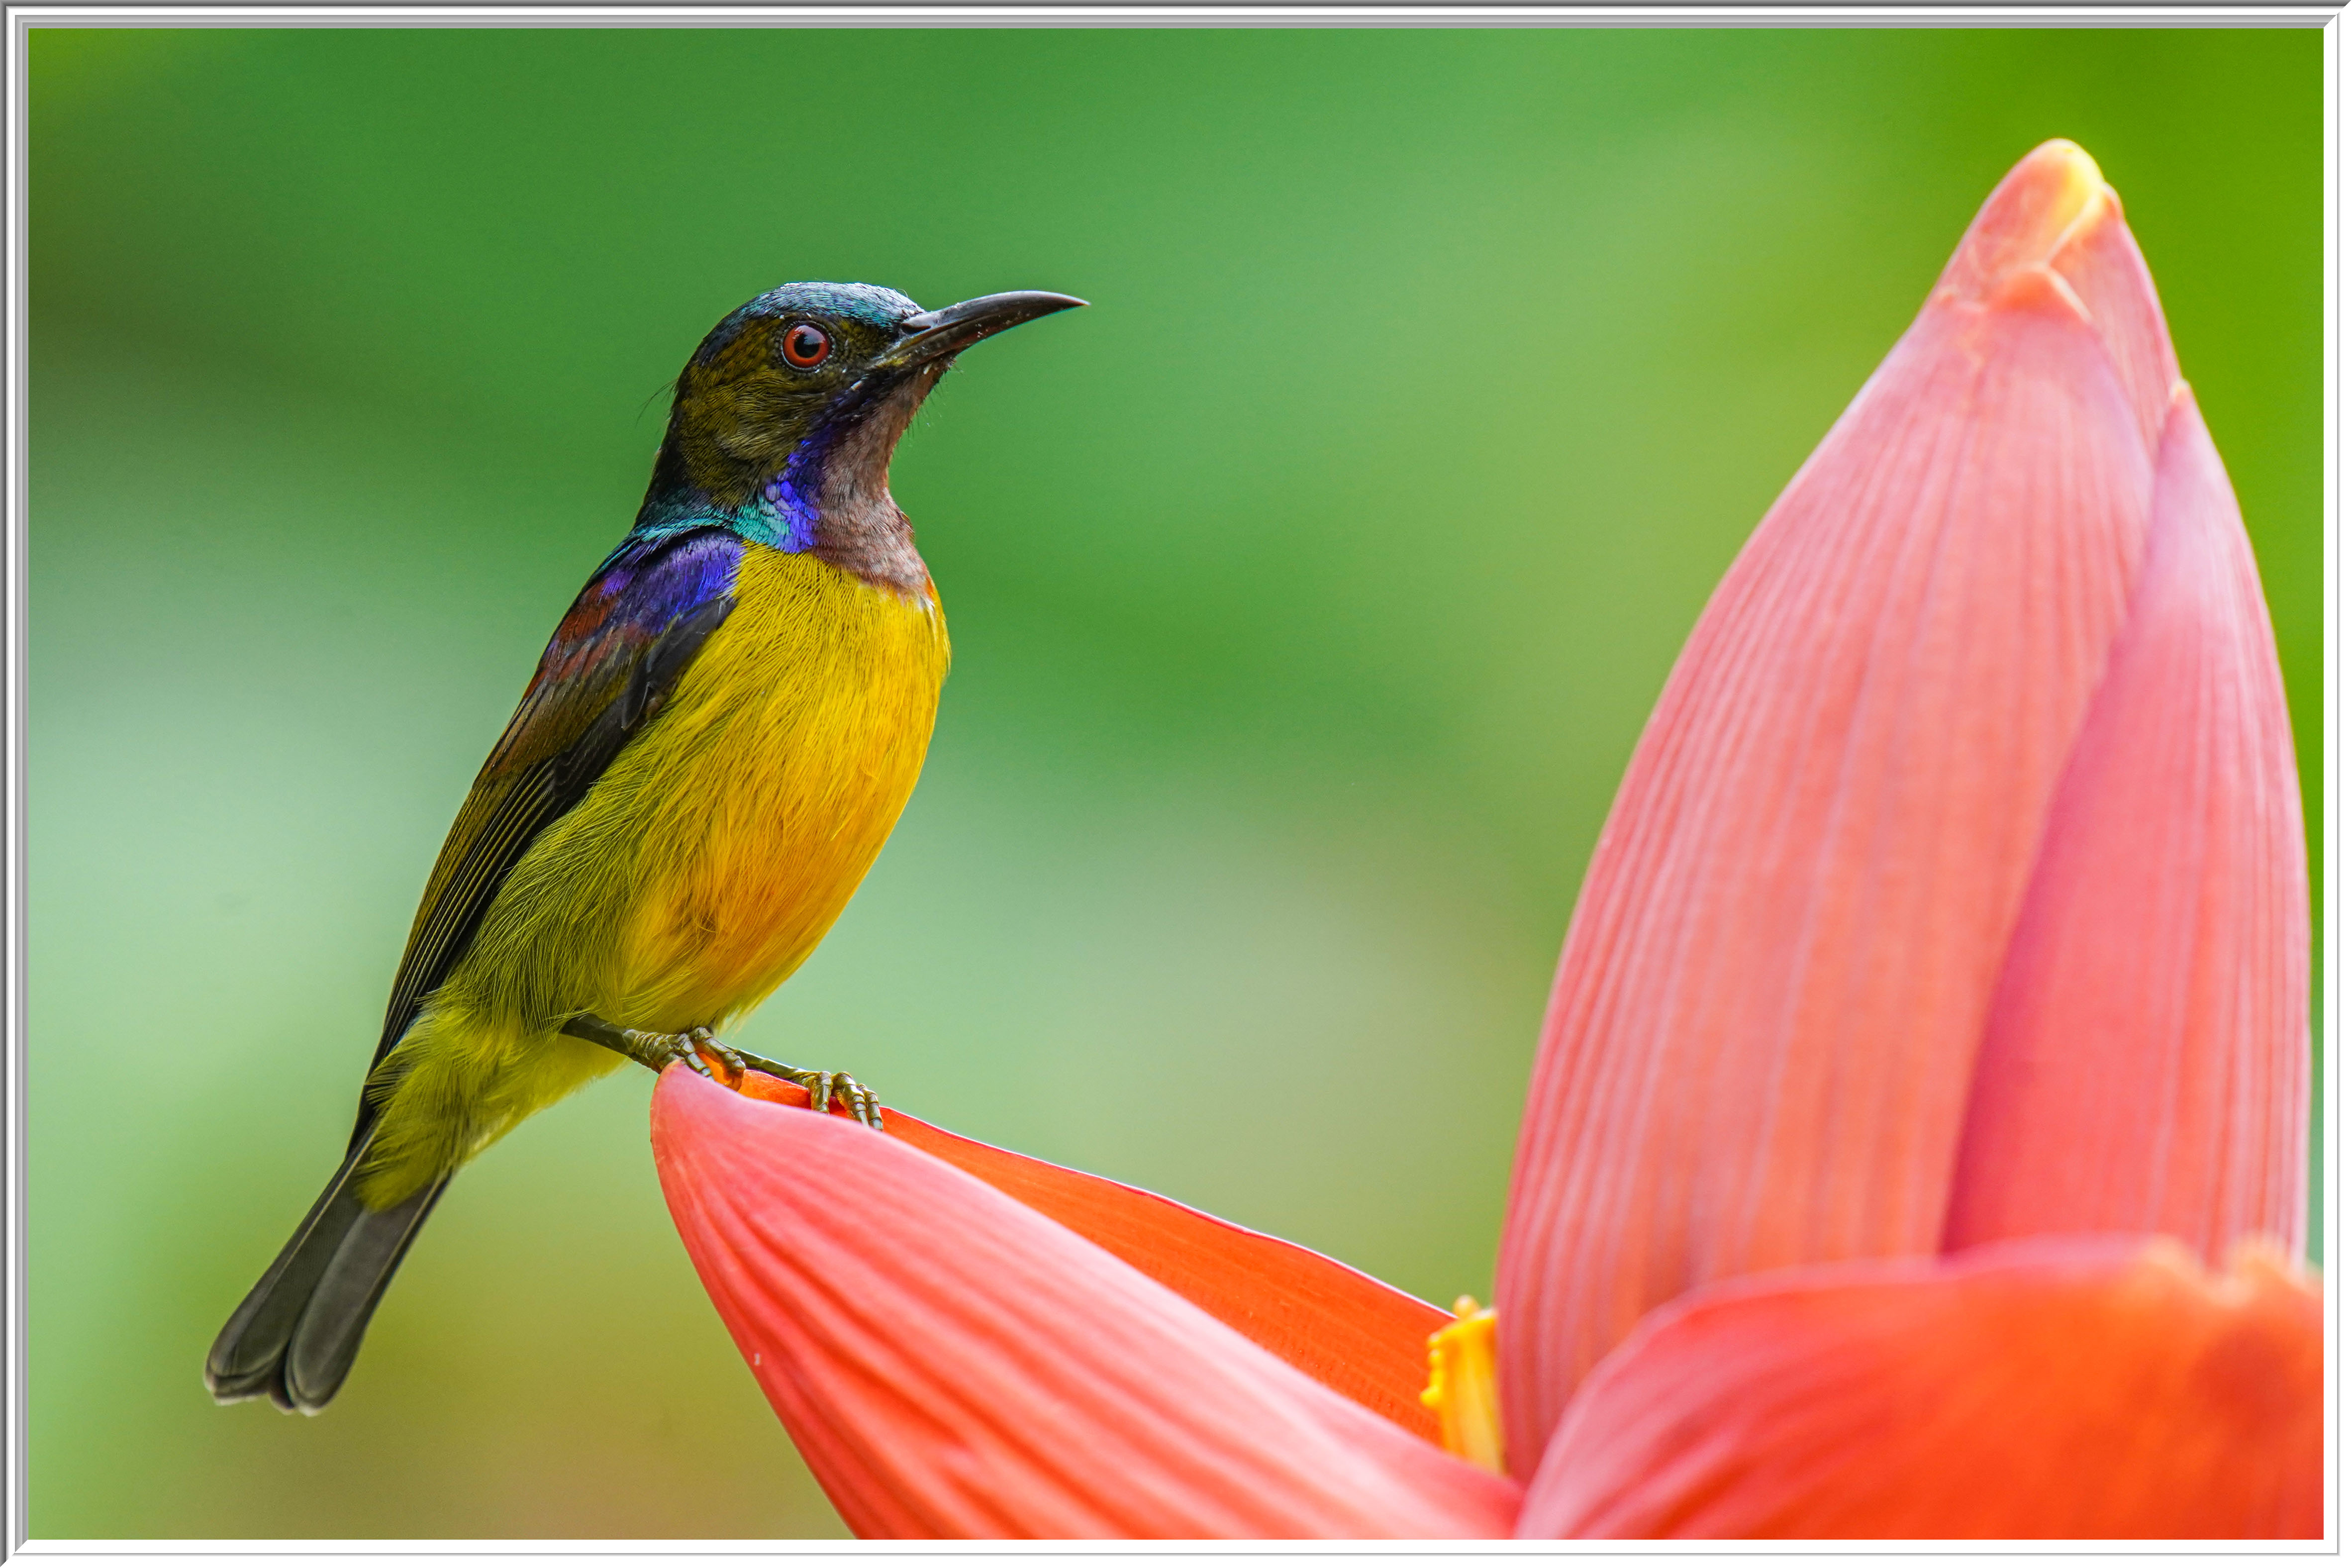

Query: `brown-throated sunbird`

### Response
(205, 282, 1084, 1413)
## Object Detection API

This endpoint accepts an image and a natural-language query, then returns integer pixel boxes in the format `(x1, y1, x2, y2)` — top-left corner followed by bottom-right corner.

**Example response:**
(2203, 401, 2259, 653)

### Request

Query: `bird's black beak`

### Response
(884, 291, 1087, 370)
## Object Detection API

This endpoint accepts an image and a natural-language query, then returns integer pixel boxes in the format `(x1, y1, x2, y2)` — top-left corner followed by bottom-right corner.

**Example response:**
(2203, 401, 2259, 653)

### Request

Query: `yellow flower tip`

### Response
(1941, 139, 2121, 310)
(2031, 137, 2107, 218)
(1420, 1296, 1505, 1475)
(2007, 140, 2112, 263)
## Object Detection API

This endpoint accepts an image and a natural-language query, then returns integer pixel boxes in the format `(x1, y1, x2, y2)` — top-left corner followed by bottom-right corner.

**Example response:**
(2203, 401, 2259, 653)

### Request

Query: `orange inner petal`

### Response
(728, 1067, 1448, 1441)
(1517, 1236, 2321, 1540)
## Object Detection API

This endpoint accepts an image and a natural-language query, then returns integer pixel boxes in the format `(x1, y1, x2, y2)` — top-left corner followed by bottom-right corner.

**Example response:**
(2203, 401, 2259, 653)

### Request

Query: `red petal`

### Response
(654, 1071, 1523, 1539)
(1496, 144, 2167, 1466)
(1516, 1236, 2320, 1539)
(729, 1070, 1447, 1438)
(1945, 390, 2309, 1258)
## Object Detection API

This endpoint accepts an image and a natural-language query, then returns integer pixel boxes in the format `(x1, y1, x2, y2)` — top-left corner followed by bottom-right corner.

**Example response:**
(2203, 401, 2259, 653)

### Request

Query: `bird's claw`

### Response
(738, 1052, 884, 1129)
(678, 1026, 749, 1084)
(594, 1020, 749, 1085)
(802, 1070, 882, 1128)
(558, 1014, 880, 1128)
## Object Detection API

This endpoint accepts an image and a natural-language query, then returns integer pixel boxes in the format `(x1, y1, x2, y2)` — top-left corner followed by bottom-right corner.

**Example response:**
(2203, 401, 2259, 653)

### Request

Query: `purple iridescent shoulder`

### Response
(540, 529, 742, 678)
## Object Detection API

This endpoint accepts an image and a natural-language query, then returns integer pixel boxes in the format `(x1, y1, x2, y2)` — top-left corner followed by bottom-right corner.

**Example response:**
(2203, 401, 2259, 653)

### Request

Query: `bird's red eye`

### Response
(782, 323, 832, 368)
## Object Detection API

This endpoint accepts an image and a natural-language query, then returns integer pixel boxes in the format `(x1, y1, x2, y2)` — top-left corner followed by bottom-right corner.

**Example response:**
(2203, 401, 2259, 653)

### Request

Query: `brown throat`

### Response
(805, 360, 947, 598)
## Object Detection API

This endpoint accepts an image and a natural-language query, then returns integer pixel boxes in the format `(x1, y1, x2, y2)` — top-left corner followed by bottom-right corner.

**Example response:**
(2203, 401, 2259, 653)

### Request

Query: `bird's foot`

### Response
(561, 1014, 746, 1084)
(735, 1051, 884, 1130)
(561, 1014, 881, 1128)
(671, 1026, 750, 1084)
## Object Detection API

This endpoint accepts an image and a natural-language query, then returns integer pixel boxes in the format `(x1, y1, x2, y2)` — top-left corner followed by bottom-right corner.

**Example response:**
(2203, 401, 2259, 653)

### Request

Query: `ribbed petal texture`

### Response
(1945, 392, 2309, 1258)
(1496, 140, 2173, 1468)
(1516, 1237, 2321, 1539)
(652, 1071, 1523, 1540)
(889, 1100, 1448, 1435)
(724, 1069, 1448, 1435)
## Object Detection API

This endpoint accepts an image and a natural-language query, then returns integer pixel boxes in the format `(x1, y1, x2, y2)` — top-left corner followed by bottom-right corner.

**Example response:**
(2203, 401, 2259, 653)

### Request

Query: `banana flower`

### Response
(650, 141, 2318, 1539)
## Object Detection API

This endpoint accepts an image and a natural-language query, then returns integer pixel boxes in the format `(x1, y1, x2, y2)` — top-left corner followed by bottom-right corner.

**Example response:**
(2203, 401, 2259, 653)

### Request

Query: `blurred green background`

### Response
(28, 26, 2321, 1541)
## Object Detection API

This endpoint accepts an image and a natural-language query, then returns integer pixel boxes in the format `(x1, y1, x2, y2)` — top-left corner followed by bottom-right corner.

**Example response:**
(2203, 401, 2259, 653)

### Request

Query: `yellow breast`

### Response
(456, 544, 951, 1039)
(358, 547, 946, 1206)
(614, 546, 950, 1024)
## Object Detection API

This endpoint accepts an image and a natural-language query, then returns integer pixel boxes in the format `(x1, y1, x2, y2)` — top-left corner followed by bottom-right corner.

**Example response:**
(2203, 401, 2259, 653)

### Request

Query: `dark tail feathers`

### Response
(205, 1131, 449, 1414)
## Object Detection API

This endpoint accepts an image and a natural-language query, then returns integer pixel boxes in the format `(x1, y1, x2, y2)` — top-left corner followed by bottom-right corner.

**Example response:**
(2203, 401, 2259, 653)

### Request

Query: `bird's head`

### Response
(641, 281, 1083, 586)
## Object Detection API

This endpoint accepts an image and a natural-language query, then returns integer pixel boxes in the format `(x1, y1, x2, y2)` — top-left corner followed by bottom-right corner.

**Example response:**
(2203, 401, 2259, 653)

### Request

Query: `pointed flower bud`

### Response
(1495, 141, 2307, 1469)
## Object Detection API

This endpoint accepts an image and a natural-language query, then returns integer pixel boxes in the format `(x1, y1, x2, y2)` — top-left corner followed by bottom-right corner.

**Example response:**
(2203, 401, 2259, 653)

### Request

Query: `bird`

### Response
(204, 280, 1084, 1415)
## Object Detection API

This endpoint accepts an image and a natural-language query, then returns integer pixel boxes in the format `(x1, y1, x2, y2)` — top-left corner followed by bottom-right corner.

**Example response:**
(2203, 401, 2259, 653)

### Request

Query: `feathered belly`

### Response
(459, 547, 950, 1034)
